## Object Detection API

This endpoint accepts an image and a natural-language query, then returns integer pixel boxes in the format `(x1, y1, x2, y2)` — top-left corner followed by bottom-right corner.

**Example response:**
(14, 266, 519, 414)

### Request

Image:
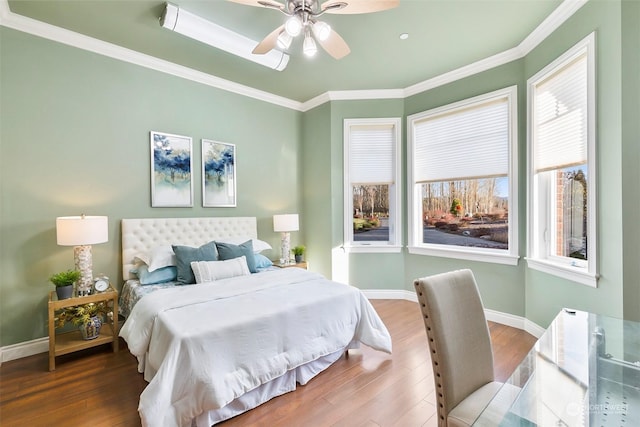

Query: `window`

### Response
(344, 118, 401, 252)
(407, 86, 518, 265)
(527, 33, 597, 287)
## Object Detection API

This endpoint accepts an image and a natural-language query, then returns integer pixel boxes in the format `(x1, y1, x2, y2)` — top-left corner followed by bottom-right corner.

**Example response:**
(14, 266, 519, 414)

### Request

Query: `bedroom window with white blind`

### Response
(407, 86, 518, 265)
(344, 118, 401, 252)
(527, 33, 597, 287)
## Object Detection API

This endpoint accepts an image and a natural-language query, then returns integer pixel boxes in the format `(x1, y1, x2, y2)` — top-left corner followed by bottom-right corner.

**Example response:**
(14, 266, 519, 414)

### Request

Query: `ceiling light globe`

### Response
(303, 35, 317, 57)
(277, 31, 293, 50)
(313, 21, 331, 41)
(284, 16, 302, 37)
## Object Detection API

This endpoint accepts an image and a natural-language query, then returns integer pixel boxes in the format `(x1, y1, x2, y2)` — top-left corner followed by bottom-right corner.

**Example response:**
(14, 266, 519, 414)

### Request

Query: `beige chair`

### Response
(414, 269, 503, 427)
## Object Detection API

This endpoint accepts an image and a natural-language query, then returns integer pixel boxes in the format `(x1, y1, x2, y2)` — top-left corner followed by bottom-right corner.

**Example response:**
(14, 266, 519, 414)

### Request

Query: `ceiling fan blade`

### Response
(317, 29, 350, 60)
(228, 0, 285, 11)
(322, 0, 399, 14)
(252, 25, 285, 54)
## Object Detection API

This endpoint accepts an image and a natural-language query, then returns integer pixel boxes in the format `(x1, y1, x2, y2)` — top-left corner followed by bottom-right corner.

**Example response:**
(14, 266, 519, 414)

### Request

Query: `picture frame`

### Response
(202, 139, 236, 207)
(150, 131, 193, 207)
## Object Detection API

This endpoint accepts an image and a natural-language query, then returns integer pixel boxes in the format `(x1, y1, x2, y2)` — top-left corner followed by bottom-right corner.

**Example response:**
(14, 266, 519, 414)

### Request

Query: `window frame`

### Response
(343, 117, 402, 253)
(526, 32, 597, 287)
(407, 86, 519, 265)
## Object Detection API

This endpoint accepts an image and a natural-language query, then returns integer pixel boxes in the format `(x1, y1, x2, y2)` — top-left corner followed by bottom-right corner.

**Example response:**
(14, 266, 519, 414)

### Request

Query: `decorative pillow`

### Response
(191, 257, 251, 283)
(172, 241, 218, 285)
(134, 245, 176, 272)
(217, 237, 272, 253)
(254, 253, 273, 269)
(132, 265, 178, 285)
(215, 240, 257, 273)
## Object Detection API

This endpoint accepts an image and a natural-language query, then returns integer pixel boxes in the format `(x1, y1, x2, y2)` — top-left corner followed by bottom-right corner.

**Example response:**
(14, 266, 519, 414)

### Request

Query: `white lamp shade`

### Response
(273, 214, 299, 232)
(56, 216, 109, 246)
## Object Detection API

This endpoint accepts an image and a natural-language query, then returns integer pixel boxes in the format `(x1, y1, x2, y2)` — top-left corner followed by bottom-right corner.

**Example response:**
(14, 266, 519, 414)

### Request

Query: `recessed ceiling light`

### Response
(399, 33, 409, 40)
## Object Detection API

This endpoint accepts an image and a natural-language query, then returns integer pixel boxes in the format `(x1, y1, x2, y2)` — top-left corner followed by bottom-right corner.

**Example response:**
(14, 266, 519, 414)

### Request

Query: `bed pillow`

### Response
(172, 241, 218, 285)
(190, 257, 251, 283)
(215, 240, 257, 273)
(134, 245, 176, 272)
(254, 253, 273, 269)
(216, 237, 272, 253)
(132, 265, 178, 285)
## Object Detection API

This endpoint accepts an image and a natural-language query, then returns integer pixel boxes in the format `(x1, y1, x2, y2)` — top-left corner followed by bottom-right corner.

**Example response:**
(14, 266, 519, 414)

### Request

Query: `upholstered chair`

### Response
(414, 269, 503, 427)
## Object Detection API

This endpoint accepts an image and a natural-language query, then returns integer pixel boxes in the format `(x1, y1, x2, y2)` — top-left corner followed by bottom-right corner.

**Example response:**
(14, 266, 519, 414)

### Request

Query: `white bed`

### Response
(118, 217, 392, 427)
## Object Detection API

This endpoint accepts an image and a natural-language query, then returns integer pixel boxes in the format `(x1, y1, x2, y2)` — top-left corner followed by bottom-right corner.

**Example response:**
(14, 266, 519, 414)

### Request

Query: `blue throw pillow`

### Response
(172, 241, 218, 285)
(215, 240, 257, 273)
(133, 265, 178, 285)
(254, 253, 273, 269)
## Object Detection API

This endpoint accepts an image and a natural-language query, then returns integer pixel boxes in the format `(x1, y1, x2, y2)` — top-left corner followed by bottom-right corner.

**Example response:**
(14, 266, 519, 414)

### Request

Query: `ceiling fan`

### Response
(229, 0, 399, 59)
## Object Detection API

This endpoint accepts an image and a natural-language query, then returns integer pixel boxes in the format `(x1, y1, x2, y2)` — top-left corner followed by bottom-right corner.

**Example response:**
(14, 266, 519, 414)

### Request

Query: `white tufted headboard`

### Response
(121, 217, 257, 281)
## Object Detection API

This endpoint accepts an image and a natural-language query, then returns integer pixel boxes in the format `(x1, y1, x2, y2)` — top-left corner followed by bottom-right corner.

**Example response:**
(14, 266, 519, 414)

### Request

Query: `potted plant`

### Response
(292, 245, 306, 263)
(55, 301, 110, 340)
(49, 269, 80, 300)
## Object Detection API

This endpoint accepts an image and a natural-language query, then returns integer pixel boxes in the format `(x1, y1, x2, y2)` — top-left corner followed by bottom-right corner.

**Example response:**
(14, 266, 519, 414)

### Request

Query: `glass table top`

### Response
(473, 309, 640, 426)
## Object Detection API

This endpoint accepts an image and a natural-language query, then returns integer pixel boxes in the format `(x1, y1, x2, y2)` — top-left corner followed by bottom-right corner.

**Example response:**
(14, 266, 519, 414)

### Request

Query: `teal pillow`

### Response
(133, 265, 178, 285)
(172, 241, 218, 284)
(215, 240, 257, 273)
(254, 253, 273, 269)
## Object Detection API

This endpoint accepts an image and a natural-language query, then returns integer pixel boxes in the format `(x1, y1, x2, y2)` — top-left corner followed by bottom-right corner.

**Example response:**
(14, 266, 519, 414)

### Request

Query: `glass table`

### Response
(473, 308, 640, 426)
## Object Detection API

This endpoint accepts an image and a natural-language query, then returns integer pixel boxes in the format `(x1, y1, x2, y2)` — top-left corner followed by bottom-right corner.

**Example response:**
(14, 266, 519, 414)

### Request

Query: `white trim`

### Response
(0, 0, 587, 110)
(525, 257, 598, 288)
(0, 337, 48, 365)
(408, 246, 520, 266)
(343, 245, 403, 254)
(1, 291, 545, 363)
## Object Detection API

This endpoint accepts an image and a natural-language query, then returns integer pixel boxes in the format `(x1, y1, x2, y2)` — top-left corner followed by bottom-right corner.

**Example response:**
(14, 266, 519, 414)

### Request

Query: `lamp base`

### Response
(280, 232, 291, 265)
(74, 245, 94, 296)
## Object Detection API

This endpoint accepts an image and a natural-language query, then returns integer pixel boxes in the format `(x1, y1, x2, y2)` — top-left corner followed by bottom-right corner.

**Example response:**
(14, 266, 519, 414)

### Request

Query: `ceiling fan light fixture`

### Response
(312, 21, 331, 41)
(276, 31, 293, 50)
(303, 33, 317, 57)
(284, 15, 302, 37)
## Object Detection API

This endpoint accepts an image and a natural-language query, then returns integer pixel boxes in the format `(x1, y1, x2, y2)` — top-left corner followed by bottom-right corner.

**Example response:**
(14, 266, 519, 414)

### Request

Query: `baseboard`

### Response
(1, 290, 544, 364)
(365, 289, 544, 338)
(0, 337, 48, 365)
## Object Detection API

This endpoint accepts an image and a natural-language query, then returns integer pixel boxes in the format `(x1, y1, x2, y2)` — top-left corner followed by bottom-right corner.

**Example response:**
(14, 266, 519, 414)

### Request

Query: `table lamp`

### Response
(56, 215, 108, 296)
(273, 214, 299, 264)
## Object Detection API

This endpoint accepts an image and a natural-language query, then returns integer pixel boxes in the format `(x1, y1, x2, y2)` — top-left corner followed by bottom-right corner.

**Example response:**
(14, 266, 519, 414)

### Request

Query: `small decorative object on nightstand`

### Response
(292, 245, 305, 263)
(49, 269, 81, 300)
(273, 261, 308, 270)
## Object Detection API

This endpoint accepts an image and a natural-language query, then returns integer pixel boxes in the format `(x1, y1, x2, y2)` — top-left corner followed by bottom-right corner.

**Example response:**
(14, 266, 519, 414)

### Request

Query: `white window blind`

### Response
(413, 99, 509, 183)
(349, 125, 395, 184)
(533, 54, 588, 172)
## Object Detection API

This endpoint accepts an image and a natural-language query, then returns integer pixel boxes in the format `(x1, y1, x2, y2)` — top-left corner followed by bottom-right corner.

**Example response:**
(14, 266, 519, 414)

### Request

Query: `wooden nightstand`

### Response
(47, 286, 119, 371)
(273, 261, 308, 270)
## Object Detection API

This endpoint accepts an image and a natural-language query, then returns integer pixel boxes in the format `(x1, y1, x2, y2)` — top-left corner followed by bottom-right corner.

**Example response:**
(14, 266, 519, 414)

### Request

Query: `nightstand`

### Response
(47, 286, 119, 371)
(273, 261, 308, 270)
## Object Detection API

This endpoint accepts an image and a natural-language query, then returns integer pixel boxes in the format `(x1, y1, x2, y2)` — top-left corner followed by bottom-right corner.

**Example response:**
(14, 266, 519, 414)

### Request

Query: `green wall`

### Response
(0, 27, 301, 347)
(1, 0, 638, 348)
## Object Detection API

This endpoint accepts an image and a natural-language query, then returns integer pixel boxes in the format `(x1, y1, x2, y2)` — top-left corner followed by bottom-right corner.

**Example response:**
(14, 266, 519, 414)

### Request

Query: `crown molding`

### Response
(0, 0, 587, 111)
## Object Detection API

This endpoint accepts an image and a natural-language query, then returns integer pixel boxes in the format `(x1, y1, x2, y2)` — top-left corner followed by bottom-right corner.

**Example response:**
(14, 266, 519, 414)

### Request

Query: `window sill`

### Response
(407, 246, 519, 265)
(525, 257, 598, 288)
(344, 244, 403, 254)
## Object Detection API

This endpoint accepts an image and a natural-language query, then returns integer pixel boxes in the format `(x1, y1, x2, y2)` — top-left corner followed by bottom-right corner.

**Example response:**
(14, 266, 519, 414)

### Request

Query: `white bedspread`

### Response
(120, 268, 392, 427)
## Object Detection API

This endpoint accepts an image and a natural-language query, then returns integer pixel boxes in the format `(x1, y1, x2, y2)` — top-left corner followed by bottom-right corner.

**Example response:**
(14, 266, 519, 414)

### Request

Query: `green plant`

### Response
(291, 245, 306, 256)
(55, 301, 110, 328)
(49, 270, 80, 288)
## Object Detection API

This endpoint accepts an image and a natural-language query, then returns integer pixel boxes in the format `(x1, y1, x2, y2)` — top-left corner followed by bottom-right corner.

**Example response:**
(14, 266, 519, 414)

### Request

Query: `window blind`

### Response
(349, 124, 395, 184)
(533, 53, 588, 172)
(413, 98, 509, 183)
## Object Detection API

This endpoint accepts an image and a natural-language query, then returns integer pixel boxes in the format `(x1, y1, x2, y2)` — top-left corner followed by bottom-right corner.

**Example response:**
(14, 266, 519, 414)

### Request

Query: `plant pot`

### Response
(79, 316, 102, 340)
(294, 255, 303, 263)
(55, 284, 74, 300)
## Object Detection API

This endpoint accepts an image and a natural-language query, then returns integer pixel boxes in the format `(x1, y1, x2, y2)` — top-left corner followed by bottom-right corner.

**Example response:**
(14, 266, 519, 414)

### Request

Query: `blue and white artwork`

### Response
(150, 131, 193, 207)
(202, 139, 236, 207)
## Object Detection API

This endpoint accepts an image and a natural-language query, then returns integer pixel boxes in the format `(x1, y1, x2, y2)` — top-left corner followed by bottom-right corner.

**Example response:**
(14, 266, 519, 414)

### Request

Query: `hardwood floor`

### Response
(0, 300, 537, 427)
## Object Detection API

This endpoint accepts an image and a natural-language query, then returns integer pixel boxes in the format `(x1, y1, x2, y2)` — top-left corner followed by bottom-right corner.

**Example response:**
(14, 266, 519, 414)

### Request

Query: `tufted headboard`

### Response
(121, 217, 257, 281)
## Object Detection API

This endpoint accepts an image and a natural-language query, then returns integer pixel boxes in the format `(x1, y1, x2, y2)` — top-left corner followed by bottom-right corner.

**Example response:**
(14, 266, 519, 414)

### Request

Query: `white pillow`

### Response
(217, 237, 272, 253)
(191, 256, 251, 283)
(134, 245, 177, 272)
